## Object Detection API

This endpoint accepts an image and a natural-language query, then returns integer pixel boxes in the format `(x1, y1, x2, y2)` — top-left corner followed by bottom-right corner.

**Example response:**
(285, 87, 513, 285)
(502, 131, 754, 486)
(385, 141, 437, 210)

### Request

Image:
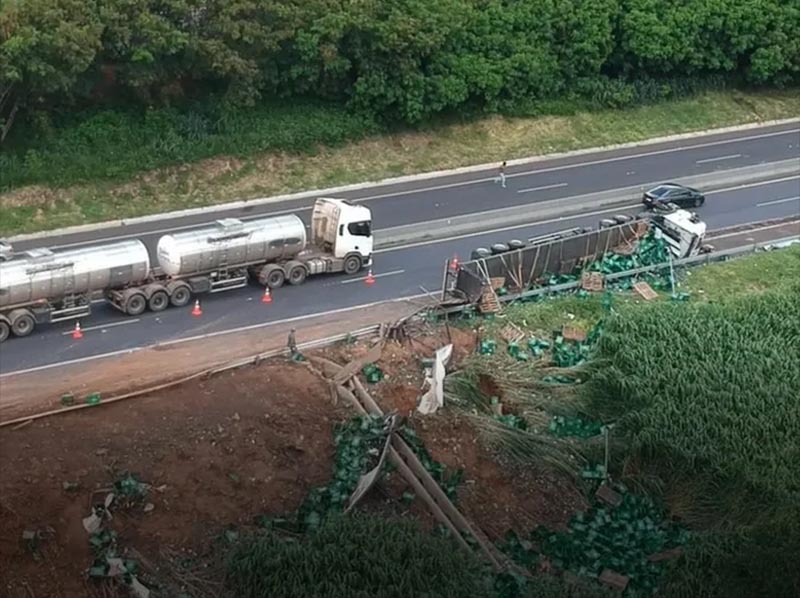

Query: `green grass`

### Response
(226, 514, 496, 598)
(1, 89, 798, 236)
(681, 244, 800, 300)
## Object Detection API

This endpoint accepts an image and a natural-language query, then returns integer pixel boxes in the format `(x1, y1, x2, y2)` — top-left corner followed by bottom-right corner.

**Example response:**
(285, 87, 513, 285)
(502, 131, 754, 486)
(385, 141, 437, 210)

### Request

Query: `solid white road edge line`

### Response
(0, 293, 432, 378)
(28, 127, 800, 250)
(60, 319, 141, 335)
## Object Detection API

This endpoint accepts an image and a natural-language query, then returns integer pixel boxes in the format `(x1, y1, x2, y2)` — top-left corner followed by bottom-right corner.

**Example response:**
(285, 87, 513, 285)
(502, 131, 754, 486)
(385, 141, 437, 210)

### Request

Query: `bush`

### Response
(0, 99, 380, 190)
(225, 514, 495, 598)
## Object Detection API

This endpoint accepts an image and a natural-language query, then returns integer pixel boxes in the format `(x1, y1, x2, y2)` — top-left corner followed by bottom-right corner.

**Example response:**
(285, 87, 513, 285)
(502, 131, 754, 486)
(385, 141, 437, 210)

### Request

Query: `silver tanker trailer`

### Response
(0, 198, 372, 342)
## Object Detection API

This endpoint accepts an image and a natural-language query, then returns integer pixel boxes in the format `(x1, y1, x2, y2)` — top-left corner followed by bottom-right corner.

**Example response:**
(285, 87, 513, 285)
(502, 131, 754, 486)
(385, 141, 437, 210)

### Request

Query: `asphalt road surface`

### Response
(1, 175, 797, 375)
(11, 121, 799, 256)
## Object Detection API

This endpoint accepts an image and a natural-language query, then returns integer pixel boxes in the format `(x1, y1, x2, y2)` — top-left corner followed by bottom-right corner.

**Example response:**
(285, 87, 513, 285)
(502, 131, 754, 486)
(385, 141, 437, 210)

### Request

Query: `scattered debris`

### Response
(346, 414, 399, 512)
(418, 344, 454, 415)
(595, 484, 623, 508)
(361, 363, 385, 384)
(580, 271, 605, 292)
(599, 568, 630, 592)
(499, 324, 525, 344)
(561, 325, 587, 343)
(633, 281, 658, 300)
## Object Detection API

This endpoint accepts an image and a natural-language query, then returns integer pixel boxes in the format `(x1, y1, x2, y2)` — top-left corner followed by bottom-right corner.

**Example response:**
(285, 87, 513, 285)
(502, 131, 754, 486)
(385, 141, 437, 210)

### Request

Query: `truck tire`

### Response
(507, 239, 526, 251)
(258, 265, 286, 289)
(343, 255, 362, 275)
(148, 290, 169, 312)
(471, 248, 491, 260)
(0, 319, 10, 343)
(124, 292, 147, 316)
(490, 243, 509, 255)
(167, 282, 192, 307)
(286, 261, 308, 285)
(9, 309, 35, 337)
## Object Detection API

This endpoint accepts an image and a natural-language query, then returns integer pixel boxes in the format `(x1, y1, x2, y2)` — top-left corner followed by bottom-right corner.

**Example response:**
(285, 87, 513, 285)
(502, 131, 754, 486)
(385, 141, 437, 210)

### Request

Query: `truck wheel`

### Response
(9, 309, 35, 338)
(267, 268, 285, 289)
(0, 320, 10, 343)
(287, 264, 307, 285)
(168, 283, 192, 307)
(258, 265, 286, 289)
(148, 290, 169, 312)
(125, 292, 147, 316)
(344, 255, 362, 275)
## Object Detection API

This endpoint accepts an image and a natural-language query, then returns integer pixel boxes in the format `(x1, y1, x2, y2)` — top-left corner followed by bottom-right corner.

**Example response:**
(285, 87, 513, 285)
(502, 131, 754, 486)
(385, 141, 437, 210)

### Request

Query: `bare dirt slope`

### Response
(0, 325, 583, 597)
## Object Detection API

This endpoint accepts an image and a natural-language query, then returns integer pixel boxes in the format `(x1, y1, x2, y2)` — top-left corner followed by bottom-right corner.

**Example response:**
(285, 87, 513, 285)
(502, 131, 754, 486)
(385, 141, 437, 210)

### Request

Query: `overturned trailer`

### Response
(442, 210, 706, 305)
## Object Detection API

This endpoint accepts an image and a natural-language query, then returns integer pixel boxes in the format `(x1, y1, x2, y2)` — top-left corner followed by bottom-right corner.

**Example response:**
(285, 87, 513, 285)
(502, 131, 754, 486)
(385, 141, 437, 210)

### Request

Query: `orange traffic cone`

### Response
(72, 321, 83, 340)
(262, 287, 273, 304)
(191, 299, 202, 317)
(365, 269, 376, 286)
(450, 254, 460, 271)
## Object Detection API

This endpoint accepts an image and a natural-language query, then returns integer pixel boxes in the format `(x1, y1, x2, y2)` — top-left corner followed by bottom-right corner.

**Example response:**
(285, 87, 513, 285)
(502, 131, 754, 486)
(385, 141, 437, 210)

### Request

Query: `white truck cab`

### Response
(652, 208, 707, 258)
(312, 198, 373, 261)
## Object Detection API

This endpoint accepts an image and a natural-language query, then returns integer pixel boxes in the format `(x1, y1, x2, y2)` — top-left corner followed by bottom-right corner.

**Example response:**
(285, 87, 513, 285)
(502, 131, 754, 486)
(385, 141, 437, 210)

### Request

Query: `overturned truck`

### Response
(442, 209, 707, 306)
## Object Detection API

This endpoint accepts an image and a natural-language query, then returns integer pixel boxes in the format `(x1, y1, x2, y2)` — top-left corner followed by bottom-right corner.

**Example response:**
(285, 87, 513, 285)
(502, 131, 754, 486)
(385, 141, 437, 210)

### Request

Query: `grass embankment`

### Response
(446, 247, 800, 597)
(1, 89, 798, 236)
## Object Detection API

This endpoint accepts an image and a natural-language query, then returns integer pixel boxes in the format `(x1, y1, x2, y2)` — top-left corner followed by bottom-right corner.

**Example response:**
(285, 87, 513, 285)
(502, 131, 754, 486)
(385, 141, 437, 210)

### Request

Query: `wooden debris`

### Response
(489, 277, 505, 290)
(332, 342, 384, 385)
(562, 325, 587, 342)
(595, 483, 623, 508)
(479, 287, 501, 314)
(599, 569, 630, 592)
(633, 281, 658, 301)
(648, 546, 684, 563)
(499, 323, 525, 344)
(581, 271, 605, 292)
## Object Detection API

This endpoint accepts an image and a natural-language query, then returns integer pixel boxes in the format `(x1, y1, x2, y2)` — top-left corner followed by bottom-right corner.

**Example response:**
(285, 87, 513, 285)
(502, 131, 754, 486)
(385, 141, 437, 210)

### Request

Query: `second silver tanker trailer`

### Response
(0, 198, 372, 342)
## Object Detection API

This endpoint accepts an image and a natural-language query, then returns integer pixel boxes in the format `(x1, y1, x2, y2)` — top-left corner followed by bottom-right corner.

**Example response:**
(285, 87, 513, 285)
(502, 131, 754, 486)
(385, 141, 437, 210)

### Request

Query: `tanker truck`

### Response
(0, 198, 372, 342)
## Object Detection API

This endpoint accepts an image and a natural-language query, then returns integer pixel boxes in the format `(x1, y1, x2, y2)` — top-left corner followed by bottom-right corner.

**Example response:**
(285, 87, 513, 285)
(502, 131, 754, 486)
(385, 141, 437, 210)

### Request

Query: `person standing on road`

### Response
(497, 161, 507, 188)
(287, 328, 298, 357)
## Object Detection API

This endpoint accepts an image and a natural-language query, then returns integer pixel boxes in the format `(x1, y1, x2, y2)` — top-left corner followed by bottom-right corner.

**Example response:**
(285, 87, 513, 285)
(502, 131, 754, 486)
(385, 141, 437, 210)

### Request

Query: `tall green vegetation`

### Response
(582, 285, 800, 597)
(1, 0, 798, 190)
(226, 514, 496, 598)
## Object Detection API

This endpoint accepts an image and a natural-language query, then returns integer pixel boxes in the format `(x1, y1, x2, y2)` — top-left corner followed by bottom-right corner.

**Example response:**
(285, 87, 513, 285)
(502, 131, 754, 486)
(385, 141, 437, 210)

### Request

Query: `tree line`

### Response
(1, 0, 798, 141)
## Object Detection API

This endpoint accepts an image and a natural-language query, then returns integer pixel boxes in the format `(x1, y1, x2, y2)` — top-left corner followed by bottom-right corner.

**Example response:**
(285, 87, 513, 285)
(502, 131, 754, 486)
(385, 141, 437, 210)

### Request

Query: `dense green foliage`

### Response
(3, 0, 798, 124)
(0, 100, 378, 189)
(226, 514, 496, 598)
(1, 0, 798, 192)
(582, 285, 800, 597)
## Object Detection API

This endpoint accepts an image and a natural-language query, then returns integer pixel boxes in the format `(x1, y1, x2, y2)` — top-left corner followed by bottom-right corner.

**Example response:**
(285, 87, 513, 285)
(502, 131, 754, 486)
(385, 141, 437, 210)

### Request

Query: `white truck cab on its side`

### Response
(311, 198, 373, 263)
(652, 209, 707, 259)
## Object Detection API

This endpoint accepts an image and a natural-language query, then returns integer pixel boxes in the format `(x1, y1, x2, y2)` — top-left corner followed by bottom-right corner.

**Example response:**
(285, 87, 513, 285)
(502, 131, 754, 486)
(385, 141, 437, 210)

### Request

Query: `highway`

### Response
(1, 174, 798, 375)
(9, 121, 799, 255)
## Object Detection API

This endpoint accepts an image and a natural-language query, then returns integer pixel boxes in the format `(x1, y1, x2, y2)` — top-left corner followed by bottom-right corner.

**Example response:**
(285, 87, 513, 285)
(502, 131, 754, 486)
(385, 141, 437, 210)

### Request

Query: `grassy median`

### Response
(1, 89, 798, 237)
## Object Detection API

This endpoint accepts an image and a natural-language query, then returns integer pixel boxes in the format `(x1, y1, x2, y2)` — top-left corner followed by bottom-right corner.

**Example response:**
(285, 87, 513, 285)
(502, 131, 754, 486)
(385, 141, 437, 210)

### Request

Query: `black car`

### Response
(642, 183, 705, 210)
